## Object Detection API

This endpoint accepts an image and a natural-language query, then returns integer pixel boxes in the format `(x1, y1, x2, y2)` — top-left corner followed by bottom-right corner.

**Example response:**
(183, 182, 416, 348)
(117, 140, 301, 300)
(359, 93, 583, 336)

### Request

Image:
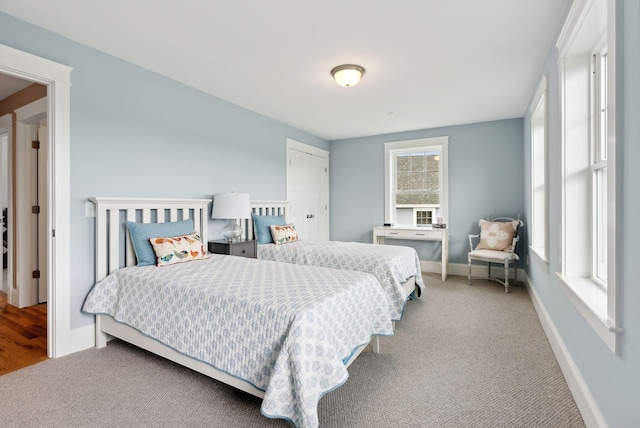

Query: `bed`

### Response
(248, 201, 425, 321)
(83, 197, 393, 428)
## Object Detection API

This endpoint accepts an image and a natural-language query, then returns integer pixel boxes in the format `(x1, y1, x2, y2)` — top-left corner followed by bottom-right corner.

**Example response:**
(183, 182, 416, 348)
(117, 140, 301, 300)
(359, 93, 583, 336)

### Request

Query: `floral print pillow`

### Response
(270, 224, 299, 245)
(149, 232, 208, 266)
(476, 220, 519, 252)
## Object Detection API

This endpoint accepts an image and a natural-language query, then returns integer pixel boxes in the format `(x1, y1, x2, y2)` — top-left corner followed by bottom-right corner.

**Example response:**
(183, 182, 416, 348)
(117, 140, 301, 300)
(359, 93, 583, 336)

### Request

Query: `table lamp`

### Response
(211, 192, 251, 242)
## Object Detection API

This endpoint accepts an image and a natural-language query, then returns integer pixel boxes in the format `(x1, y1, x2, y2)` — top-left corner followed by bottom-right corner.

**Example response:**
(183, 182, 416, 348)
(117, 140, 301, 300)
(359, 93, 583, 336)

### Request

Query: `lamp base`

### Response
(223, 219, 243, 242)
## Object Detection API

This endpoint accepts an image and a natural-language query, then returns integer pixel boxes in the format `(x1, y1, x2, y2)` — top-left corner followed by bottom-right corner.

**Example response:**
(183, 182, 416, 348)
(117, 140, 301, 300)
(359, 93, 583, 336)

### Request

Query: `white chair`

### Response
(468, 217, 523, 293)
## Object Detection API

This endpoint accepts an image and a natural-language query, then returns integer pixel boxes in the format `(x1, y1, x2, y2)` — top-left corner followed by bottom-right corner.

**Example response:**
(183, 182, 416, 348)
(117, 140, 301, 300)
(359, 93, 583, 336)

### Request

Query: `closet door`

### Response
(286, 140, 329, 241)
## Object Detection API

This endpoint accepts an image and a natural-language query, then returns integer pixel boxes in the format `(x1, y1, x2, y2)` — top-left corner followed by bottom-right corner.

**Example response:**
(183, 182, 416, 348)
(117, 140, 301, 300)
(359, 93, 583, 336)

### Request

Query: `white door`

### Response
(286, 139, 329, 241)
(14, 99, 48, 307)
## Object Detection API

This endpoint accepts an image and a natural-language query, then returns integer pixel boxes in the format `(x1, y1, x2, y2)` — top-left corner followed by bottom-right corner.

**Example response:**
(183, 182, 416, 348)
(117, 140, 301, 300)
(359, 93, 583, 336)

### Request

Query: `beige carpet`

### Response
(0, 275, 585, 427)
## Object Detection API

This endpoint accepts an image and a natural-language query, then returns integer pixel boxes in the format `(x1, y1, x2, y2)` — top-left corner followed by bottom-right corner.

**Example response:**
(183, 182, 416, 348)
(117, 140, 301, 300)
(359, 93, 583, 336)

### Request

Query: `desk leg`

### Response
(441, 234, 448, 281)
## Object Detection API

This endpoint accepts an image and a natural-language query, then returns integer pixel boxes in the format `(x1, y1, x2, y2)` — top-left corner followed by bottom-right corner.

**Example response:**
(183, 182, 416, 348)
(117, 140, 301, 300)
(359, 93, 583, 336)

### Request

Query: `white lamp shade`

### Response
(211, 192, 251, 219)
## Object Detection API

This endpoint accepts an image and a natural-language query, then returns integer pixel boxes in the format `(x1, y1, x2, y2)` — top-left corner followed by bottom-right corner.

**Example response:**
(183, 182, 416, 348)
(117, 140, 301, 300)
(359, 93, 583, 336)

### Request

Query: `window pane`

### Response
(395, 151, 440, 205)
(596, 167, 607, 283)
(600, 53, 608, 161)
(531, 88, 547, 258)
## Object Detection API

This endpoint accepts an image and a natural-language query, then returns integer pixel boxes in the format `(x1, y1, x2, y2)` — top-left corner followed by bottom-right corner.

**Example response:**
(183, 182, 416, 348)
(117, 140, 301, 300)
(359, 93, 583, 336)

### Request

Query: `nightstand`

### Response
(208, 239, 257, 259)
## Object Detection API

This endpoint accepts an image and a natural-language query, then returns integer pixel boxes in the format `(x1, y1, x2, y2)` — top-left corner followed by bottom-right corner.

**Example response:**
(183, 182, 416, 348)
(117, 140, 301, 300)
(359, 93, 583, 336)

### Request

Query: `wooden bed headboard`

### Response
(246, 201, 290, 241)
(89, 197, 211, 282)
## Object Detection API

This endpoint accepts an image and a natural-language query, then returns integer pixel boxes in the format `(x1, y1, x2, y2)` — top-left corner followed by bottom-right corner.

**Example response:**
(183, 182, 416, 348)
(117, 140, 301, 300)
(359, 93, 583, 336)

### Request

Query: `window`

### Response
(530, 75, 548, 263)
(385, 137, 448, 227)
(556, 0, 620, 353)
(414, 208, 435, 227)
(592, 49, 608, 283)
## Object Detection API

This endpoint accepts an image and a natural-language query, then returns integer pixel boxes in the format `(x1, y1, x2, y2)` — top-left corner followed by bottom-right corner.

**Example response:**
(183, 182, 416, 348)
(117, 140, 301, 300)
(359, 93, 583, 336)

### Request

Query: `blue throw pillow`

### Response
(251, 213, 286, 244)
(126, 219, 195, 266)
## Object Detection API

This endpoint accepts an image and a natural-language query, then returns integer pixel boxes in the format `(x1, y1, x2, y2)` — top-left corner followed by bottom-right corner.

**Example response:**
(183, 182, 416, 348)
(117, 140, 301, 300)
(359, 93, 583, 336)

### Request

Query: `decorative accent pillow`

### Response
(270, 223, 298, 245)
(126, 220, 195, 266)
(252, 213, 286, 244)
(149, 232, 208, 266)
(476, 220, 519, 252)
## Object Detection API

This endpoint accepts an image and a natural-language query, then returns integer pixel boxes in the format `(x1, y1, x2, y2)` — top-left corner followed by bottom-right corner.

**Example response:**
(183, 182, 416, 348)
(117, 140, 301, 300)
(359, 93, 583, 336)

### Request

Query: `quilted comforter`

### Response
(258, 240, 425, 320)
(83, 254, 393, 428)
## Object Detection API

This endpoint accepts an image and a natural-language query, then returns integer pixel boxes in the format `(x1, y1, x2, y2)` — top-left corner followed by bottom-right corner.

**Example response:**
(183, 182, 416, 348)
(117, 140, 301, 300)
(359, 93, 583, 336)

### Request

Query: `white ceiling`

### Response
(0, 0, 570, 140)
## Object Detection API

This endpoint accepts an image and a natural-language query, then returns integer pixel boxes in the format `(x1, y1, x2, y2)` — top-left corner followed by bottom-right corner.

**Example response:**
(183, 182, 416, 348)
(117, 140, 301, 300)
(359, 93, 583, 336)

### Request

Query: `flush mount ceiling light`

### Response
(331, 64, 365, 87)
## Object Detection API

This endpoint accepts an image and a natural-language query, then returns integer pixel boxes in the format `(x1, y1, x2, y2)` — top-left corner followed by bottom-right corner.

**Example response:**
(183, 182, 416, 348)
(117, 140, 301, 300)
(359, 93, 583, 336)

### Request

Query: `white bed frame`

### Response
(89, 197, 374, 400)
(248, 200, 418, 298)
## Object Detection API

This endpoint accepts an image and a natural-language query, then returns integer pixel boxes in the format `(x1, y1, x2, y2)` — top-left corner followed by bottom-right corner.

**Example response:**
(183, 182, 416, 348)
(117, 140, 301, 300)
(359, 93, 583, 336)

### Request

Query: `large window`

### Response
(530, 75, 548, 263)
(385, 137, 448, 227)
(556, 0, 619, 353)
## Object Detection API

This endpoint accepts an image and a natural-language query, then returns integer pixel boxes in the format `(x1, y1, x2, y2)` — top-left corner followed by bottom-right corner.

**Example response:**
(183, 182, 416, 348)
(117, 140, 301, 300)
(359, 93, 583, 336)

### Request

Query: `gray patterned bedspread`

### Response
(83, 255, 393, 428)
(257, 240, 425, 320)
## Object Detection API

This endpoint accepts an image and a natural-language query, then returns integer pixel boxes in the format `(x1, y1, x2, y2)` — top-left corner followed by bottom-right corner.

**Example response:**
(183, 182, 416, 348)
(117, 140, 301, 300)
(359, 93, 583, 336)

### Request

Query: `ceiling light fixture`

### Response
(331, 64, 365, 87)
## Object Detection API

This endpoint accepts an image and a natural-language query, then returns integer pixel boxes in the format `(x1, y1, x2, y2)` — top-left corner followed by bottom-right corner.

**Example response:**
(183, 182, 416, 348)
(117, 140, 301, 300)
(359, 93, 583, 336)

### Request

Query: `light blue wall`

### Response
(0, 13, 329, 329)
(523, 2, 640, 426)
(329, 119, 525, 266)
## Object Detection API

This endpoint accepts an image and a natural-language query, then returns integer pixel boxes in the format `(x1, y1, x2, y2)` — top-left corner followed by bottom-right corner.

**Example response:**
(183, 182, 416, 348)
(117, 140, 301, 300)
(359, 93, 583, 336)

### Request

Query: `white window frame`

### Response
(384, 136, 449, 227)
(556, 0, 620, 354)
(412, 207, 437, 227)
(591, 46, 608, 284)
(529, 75, 549, 268)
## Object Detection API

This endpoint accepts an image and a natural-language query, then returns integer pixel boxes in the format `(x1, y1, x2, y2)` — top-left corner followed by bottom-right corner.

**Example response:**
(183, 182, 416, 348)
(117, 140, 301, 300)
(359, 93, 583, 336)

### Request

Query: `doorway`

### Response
(0, 43, 72, 359)
(0, 74, 49, 369)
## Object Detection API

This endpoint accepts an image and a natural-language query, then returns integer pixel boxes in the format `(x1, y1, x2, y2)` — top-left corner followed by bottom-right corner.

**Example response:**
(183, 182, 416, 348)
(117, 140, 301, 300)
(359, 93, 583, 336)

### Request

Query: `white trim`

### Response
(529, 245, 550, 273)
(524, 273, 609, 428)
(68, 324, 96, 354)
(0, 43, 73, 358)
(286, 138, 329, 158)
(447, 262, 525, 283)
(556, 273, 620, 353)
(530, 75, 549, 261)
(529, 74, 548, 116)
(14, 97, 47, 122)
(384, 136, 449, 226)
(556, 0, 593, 57)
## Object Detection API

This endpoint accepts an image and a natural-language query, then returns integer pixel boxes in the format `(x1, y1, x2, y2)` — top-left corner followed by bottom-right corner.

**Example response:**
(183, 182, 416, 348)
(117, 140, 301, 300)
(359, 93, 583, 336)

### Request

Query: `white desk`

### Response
(373, 226, 448, 281)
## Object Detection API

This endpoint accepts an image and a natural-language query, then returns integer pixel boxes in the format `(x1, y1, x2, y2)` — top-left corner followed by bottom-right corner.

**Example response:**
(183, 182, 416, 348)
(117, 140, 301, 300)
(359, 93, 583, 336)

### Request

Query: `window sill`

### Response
(556, 273, 621, 354)
(529, 246, 549, 273)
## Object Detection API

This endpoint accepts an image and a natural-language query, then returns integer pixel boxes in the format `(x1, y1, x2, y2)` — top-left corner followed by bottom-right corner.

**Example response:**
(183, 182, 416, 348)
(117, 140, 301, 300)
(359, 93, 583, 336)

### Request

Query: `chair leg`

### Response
(468, 256, 472, 285)
(504, 260, 510, 293)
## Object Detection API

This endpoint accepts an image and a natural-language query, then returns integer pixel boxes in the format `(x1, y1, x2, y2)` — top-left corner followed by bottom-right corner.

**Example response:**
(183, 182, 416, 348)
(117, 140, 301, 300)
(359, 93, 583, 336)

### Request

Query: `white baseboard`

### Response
(420, 260, 442, 273)
(523, 273, 608, 428)
(421, 261, 525, 282)
(68, 323, 96, 354)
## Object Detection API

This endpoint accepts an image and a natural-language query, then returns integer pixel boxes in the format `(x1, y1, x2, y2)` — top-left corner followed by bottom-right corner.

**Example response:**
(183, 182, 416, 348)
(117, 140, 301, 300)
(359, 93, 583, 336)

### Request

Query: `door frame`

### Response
(285, 138, 329, 240)
(0, 114, 12, 297)
(0, 43, 72, 358)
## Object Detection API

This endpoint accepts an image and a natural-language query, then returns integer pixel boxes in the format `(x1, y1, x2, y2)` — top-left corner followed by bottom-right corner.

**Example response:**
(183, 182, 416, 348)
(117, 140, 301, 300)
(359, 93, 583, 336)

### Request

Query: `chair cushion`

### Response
(469, 249, 520, 262)
(476, 220, 519, 252)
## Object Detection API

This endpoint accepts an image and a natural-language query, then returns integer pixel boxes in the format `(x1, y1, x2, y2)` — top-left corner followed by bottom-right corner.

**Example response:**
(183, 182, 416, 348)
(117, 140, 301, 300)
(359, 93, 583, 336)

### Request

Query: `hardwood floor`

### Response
(0, 291, 48, 376)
